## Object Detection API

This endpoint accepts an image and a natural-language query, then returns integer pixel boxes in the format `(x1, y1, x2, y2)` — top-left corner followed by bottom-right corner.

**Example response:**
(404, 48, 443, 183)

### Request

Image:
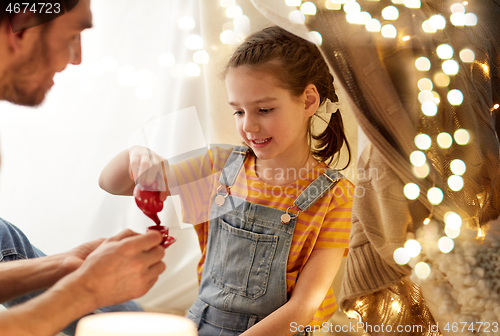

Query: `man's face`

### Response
(3, 0, 92, 106)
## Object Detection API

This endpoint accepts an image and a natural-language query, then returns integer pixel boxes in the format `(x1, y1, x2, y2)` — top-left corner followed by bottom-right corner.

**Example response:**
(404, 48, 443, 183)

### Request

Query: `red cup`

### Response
(148, 225, 176, 249)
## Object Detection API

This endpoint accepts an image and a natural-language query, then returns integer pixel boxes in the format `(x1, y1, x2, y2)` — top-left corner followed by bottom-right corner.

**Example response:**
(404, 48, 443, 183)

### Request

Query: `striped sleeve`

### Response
(315, 179, 354, 251)
(169, 146, 233, 225)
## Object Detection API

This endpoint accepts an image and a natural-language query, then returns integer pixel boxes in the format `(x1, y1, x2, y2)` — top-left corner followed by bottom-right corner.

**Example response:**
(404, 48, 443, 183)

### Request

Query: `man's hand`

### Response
(64, 229, 166, 309)
(60, 238, 106, 274)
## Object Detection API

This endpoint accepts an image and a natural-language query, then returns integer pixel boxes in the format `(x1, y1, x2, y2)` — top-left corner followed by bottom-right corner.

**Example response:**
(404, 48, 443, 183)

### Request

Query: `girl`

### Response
(99, 26, 354, 336)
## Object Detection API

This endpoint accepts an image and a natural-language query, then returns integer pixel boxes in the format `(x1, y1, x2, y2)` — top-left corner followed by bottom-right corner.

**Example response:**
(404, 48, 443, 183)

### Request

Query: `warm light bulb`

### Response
(220, 30, 238, 44)
(418, 91, 434, 103)
(433, 73, 450, 87)
(289, 10, 306, 24)
(447, 89, 464, 105)
(464, 13, 477, 26)
(444, 212, 462, 230)
(415, 134, 432, 150)
(220, 0, 235, 7)
(346, 11, 363, 24)
(437, 132, 453, 148)
(300, 2, 317, 15)
(418, 78, 433, 91)
(421, 101, 438, 116)
(184, 63, 201, 77)
(404, 0, 421, 8)
(381, 24, 397, 38)
(451, 3, 466, 13)
(366, 18, 381, 32)
(448, 175, 464, 191)
(422, 20, 437, 33)
(158, 53, 175, 67)
(442, 60, 459, 75)
(382, 6, 399, 20)
(394, 247, 410, 265)
(410, 151, 426, 166)
(415, 57, 431, 71)
(460, 49, 475, 63)
(450, 159, 466, 175)
(178, 16, 195, 29)
(450, 12, 465, 26)
(185, 35, 203, 50)
(404, 239, 421, 257)
(429, 15, 446, 29)
(427, 187, 444, 205)
(226, 5, 243, 18)
(438, 236, 454, 253)
(436, 44, 453, 59)
(344, 1, 361, 13)
(445, 225, 460, 239)
(308, 31, 323, 45)
(413, 163, 430, 178)
(325, 0, 342, 10)
(454, 129, 470, 145)
(415, 262, 431, 279)
(404, 183, 420, 200)
(193, 50, 209, 64)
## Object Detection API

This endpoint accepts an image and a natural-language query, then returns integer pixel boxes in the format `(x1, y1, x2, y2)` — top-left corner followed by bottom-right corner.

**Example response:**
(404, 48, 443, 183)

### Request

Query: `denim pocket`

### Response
(211, 218, 278, 299)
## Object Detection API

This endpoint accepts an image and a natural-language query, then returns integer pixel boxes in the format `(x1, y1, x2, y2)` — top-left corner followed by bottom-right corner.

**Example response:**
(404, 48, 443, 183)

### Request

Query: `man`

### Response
(0, 1, 167, 335)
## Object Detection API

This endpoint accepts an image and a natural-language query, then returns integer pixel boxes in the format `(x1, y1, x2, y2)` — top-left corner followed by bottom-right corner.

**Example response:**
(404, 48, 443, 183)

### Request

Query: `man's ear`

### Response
(303, 84, 320, 117)
(4, 12, 36, 52)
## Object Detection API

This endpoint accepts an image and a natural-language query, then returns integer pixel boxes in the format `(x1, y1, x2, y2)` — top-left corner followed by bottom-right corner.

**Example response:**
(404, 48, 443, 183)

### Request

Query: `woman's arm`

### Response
(99, 147, 170, 196)
(241, 247, 345, 336)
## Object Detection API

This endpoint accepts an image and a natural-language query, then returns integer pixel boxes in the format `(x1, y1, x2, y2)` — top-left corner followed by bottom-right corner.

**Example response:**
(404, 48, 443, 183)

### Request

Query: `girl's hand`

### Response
(129, 146, 168, 195)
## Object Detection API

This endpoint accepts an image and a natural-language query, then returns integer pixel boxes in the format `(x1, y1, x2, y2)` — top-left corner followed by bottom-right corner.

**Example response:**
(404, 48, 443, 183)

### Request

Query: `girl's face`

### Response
(225, 66, 316, 164)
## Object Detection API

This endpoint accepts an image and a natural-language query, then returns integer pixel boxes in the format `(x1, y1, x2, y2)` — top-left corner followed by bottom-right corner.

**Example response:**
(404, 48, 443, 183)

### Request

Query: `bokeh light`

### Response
(404, 183, 420, 200)
(410, 151, 427, 166)
(418, 78, 433, 91)
(421, 101, 438, 116)
(433, 73, 450, 87)
(454, 129, 470, 145)
(436, 44, 454, 59)
(381, 24, 397, 38)
(415, 134, 432, 150)
(438, 237, 454, 253)
(442, 60, 459, 75)
(450, 159, 466, 175)
(404, 239, 422, 257)
(437, 132, 453, 148)
(394, 247, 411, 265)
(448, 175, 464, 191)
(447, 89, 464, 105)
(415, 262, 431, 279)
(382, 6, 399, 20)
(427, 187, 444, 205)
(415, 57, 431, 71)
(460, 49, 475, 63)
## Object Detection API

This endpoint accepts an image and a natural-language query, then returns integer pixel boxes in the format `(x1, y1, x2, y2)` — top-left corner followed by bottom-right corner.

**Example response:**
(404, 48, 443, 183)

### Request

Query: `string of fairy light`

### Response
(280, 0, 499, 281)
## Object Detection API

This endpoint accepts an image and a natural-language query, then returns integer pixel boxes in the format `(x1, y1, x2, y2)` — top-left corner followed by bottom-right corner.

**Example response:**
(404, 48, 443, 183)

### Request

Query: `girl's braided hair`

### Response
(225, 26, 351, 168)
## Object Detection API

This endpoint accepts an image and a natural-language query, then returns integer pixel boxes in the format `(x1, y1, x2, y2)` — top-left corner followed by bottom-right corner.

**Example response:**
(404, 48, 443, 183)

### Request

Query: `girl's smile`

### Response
(225, 66, 319, 180)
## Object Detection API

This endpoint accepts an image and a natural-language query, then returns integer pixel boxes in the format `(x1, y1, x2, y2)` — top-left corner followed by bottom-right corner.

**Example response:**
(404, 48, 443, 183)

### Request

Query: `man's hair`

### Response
(0, 0, 79, 32)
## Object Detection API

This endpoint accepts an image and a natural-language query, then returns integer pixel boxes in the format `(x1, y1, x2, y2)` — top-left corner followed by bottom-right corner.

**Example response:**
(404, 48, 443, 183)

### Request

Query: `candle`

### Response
(75, 312, 197, 336)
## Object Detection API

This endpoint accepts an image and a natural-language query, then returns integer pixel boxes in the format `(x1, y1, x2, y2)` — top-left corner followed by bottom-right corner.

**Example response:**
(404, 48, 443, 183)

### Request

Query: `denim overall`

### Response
(187, 146, 343, 336)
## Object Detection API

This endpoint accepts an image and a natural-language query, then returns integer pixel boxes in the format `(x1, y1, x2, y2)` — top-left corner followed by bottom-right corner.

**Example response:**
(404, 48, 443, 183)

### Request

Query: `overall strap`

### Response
(294, 168, 344, 212)
(219, 146, 249, 187)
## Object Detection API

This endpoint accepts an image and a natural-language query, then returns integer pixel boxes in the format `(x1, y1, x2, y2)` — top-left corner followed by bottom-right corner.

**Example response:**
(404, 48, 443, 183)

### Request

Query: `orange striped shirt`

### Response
(170, 146, 353, 324)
